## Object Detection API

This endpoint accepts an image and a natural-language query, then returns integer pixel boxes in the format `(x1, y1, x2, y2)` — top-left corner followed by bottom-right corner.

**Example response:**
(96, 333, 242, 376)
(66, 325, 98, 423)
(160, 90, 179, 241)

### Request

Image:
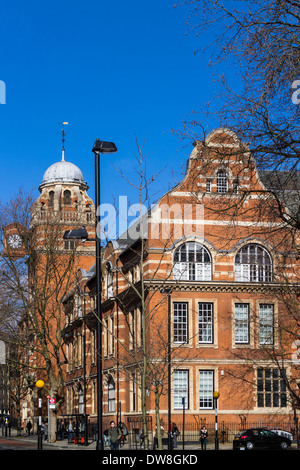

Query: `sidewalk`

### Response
(2, 428, 95, 450)
(3, 428, 234, 450)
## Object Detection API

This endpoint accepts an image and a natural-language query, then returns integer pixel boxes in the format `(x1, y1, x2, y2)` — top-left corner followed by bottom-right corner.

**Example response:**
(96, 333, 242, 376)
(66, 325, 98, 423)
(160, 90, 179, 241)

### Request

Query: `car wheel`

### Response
(246, 441, 254, 450)
(280, 441, 288, 450)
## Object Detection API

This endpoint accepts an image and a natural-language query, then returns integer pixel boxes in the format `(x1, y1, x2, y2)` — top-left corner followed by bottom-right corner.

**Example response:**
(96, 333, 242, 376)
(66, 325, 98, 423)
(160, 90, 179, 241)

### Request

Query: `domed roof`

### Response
(41, 160, 86, 186)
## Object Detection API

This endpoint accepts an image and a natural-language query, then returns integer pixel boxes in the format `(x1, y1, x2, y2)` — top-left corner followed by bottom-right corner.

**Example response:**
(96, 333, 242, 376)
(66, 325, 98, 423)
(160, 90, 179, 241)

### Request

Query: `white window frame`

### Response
(259, 304, 274, 345)
(174, 370, 189, 410)
(217, 170, 228, 193)
(199, 370, 214, 409)
(173, 242, 212, 281)
(198, 302, 213, 344)
(108, 377, 116, 412)
(234, 303, 250, 344)
(235, 244, 272, 283)
(173, 302, 188, 343)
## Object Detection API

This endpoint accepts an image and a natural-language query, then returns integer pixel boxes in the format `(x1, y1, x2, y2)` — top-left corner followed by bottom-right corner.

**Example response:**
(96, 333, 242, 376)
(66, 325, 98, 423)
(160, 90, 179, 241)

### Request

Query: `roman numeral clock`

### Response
(2, 223, 26, 259)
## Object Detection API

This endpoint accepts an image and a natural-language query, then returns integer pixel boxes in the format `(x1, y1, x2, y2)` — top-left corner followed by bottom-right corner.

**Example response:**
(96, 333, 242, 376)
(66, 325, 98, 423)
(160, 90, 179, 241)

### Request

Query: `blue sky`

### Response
(0, 0, 226, 210)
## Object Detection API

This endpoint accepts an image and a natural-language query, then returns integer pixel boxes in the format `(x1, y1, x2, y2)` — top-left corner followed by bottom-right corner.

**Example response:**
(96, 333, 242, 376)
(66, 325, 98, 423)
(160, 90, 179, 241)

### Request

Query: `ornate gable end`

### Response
(172, 128, 268, 197)
(149, 128, 280, 251)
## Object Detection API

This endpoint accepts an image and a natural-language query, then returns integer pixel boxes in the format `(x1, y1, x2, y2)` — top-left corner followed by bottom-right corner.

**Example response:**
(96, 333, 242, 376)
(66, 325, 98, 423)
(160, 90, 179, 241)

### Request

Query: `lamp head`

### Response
(36, 380, 45, 389)
(63, 227, 89, 240)
(92, 138, 117, 154)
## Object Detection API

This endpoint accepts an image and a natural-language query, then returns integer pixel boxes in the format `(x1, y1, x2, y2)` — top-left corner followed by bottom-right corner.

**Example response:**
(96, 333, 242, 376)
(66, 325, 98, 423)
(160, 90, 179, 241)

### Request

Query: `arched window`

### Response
(49, 190, 54, 207)
(63, 189, 71, 205)
(108, 377, 116, 412)
(173, 242, 212, 281)
(235, 244, 272, 282)
(106, 263, 113, 298)
(217, 169, 228, 193)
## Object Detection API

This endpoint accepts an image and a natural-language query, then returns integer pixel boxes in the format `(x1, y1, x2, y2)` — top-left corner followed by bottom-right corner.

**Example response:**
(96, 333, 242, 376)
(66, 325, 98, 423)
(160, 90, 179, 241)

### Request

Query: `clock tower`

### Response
(30, 143, 96, 270)
(15, 136, 96, 435)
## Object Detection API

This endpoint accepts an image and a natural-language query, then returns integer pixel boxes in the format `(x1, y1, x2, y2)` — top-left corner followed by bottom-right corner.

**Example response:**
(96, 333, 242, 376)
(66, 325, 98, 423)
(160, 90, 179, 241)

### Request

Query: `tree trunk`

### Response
(154, 391, 163, 450)
(49, 409, 57, 442)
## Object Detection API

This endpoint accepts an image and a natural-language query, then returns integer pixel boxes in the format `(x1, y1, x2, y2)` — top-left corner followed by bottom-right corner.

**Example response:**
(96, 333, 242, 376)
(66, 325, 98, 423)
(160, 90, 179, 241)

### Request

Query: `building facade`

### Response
(62, 128, 300, 440)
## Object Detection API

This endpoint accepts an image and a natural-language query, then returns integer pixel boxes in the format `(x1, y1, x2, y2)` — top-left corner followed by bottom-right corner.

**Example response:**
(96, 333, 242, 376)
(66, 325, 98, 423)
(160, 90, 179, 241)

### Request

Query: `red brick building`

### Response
(62, 128, 300, 442)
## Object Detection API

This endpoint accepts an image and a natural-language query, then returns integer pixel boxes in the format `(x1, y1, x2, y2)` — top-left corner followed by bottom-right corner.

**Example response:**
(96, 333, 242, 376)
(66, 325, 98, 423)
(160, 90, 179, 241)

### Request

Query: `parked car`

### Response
(270, 429, 293, 443)
(233, 428, 291, 450)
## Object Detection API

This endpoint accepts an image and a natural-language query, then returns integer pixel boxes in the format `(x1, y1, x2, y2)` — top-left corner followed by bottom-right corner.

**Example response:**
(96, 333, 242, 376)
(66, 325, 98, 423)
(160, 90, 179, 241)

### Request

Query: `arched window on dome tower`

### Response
(173, 242, 212, 281)
(49, 190, 54, 207)
(63, 189, 71, 206)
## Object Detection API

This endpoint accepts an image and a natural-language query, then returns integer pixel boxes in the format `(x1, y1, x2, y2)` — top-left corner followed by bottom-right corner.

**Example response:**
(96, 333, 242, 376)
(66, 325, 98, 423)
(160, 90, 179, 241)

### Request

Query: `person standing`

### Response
(68, 421, 73, 442)
(200, 426, 208, 450)
(26, 421, 32, 436)
(108, 420, 122, 450)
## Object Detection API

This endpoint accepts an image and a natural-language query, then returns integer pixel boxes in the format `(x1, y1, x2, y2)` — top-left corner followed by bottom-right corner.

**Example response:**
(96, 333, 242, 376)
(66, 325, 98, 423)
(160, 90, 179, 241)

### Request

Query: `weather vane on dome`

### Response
(60, 121, 68, 161)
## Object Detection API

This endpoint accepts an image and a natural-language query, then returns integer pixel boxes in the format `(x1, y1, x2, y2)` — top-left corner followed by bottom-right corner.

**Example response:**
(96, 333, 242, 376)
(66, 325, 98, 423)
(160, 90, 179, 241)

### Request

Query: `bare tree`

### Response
(0, 188, 80, 441)
(175, 0, 300, 229)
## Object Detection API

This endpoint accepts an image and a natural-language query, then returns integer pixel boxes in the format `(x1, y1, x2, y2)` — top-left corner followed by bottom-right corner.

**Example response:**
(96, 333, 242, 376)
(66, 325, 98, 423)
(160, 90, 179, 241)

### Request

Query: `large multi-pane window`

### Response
(257, 368, 287, 408)
(174, 370, 189, 409)
(234, 303, 249, 344)
(199, 370, 214, 409)
(235, 244, 272, 282)
(198, 303, 213, 343)
(259, 304, 274, 345)
(173, 242, 212, 281)
(173, 302, 188, 343)
(217, 170, 228, 193)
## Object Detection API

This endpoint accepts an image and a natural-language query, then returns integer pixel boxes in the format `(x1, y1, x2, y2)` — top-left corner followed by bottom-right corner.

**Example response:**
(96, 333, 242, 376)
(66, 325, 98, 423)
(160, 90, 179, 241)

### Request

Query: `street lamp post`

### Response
(64, 138, 117, 451)
(92, 139, 117, 451)
(182, 396, 185, 450)
(160, 287, 172, 450)
(36, 380, 44, 450)
(213, 391, 220, 450)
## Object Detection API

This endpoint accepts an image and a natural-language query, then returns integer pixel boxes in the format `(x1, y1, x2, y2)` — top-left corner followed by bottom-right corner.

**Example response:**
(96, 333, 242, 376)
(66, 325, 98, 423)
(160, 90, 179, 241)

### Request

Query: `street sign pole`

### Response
(47, 395, 50, 442)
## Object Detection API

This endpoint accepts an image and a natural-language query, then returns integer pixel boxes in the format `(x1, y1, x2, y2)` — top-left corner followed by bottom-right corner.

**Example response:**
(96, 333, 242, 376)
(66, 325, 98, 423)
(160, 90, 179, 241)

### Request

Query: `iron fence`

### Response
(57, 414, 298, 448)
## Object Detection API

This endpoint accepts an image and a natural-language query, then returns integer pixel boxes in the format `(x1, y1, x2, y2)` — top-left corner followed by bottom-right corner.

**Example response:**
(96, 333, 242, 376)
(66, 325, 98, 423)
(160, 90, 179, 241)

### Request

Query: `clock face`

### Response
(7, 233, 23, 249)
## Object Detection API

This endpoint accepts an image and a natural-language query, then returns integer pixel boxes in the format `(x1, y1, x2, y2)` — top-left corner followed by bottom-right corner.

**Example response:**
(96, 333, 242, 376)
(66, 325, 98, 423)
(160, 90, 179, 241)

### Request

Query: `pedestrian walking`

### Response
(92, 423, 97, 442)
(26, 421, 32, 436)
(199, 426, 208, 450)
(104, 428, 110, 447)
(60, 422, 66, 440)
(171, 422, 180, 448)
(108, 420, 122, 450)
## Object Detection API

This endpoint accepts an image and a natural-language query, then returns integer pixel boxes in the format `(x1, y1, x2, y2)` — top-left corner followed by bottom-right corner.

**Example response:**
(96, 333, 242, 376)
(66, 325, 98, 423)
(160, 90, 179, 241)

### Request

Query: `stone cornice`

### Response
(144, 279, 300, 294)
